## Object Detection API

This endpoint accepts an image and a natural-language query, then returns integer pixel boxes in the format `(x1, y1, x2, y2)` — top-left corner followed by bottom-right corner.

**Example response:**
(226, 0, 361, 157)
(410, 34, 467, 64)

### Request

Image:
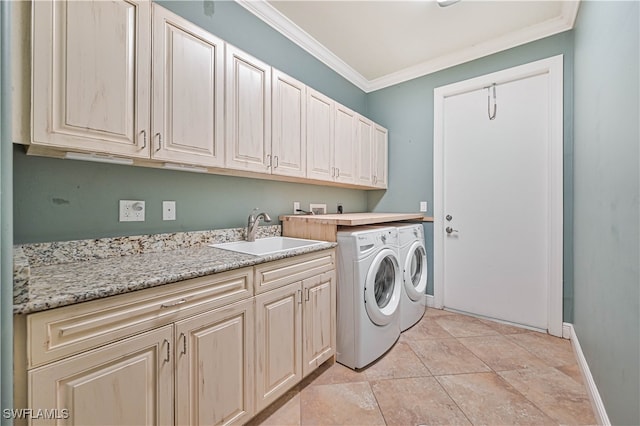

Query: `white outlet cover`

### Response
(420, 201, 428, 212)
(119, 200, 145, 222)
(163, 201, 176, 221)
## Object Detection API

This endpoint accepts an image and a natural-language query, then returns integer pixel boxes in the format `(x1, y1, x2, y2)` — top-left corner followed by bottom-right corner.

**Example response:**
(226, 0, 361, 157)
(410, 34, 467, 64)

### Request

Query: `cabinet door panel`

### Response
(255, 283, 302, 411)
(152, 5, 224, 166)
(356, 116, 374, 187)
(226, 46, 271, 172)
(302, 271, 336, 377)
(373, 125, 389, 188)
(334, 105, 357, 184)
(272, 70, 306, 177)
(175, 299, 254, 426)
(32, 0, 150, 157)
(306, 89, 334, 181)
(29, 325, 173, 426)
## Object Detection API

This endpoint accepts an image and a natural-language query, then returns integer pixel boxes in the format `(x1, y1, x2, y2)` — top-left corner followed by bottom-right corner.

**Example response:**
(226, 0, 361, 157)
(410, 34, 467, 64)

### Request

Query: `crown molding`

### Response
(236, 0, 580, 93)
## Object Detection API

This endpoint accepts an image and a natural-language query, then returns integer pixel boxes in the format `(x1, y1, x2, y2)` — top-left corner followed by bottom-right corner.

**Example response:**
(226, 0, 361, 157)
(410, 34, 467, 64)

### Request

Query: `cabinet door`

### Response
(175, 298, 254, 426)
(29, 325, 173, 426)
(151, 5, 224, 167)
(306, 89, 335, 181)
(302, 271, 336, 377)
(334, 104, 357, 184)
(226, 45, 272, 172)
(272, 70, 307, 178)
(32, 0, 151, 158)
(255, 282, 302, 412)
(356, 115, 375, 187)
(373, 124, 389, 189)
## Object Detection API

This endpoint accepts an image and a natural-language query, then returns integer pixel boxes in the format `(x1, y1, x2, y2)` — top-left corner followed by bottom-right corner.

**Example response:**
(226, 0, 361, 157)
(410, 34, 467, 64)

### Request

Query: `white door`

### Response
(434, 56, 563, 336)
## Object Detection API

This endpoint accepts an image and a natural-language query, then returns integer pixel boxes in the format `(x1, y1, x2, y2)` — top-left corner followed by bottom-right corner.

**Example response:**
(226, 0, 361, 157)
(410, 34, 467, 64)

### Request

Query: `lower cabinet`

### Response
(29, 325, 175, 426)
(175, 298, 254, 426)
(18, 249, 336, 426)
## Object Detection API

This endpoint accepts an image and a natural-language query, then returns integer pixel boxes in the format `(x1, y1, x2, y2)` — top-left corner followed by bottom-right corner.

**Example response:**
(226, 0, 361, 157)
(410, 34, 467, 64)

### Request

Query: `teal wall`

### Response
(366, 32, 575, 321)
(573, 1, 639, 424)
(13, 0, 368, 244)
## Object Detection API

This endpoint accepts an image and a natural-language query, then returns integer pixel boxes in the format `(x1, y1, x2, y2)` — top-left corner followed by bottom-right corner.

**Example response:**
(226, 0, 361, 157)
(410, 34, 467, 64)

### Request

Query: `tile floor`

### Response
(249, 309, 597, 426)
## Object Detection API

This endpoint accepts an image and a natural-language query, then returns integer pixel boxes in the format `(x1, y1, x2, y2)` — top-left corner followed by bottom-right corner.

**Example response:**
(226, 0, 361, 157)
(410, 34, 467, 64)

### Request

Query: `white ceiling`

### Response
(236, 0, 579, 92)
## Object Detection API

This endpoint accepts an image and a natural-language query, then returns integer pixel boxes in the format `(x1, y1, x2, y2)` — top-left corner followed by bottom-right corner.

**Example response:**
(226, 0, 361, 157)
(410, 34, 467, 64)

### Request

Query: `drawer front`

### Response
(254, 249, 335, 294)
(28, 268, 253, 368)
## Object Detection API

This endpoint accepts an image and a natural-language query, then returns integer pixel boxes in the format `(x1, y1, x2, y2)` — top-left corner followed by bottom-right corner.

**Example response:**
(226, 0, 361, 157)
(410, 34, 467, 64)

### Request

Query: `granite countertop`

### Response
(14, 227, 336, 315)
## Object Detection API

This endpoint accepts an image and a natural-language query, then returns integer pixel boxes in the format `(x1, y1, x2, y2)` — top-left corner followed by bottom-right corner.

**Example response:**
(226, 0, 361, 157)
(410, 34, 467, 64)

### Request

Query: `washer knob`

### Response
(381, 234, 387, 243)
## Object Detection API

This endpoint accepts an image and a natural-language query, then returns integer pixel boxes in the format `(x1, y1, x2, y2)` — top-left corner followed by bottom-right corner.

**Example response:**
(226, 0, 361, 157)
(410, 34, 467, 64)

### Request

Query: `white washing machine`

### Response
(336, 226, 402, 369)
(396, 224, 428, 331)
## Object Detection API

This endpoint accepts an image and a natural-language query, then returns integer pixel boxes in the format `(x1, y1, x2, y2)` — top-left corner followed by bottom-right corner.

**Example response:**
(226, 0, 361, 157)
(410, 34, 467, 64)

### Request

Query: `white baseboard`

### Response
(564, 322, 611, 426)
(425, 294, 435, 308)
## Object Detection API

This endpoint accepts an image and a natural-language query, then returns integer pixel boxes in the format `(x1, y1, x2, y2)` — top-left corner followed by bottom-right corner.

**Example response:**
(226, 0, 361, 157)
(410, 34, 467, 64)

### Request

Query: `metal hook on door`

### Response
(486, 83, 497, 120)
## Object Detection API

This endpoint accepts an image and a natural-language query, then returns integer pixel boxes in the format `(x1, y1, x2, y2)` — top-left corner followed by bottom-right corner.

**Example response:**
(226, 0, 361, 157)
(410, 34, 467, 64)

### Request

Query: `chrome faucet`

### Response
(247, 208, 272, 242)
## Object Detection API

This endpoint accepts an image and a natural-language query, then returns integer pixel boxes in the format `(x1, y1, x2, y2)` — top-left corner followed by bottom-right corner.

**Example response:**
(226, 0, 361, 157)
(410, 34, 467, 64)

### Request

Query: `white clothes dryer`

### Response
(396, 224, 428, 331)
(336, 226, 402, 369)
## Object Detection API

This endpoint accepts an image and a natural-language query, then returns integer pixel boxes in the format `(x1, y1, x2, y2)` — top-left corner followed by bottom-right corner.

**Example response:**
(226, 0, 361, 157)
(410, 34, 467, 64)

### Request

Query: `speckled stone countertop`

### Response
(14, 226, 336, 315)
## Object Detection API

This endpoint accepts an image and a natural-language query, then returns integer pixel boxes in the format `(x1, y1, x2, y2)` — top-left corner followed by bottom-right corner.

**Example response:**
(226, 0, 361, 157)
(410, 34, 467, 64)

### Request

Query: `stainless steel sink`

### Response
(209, 236, 326, 256)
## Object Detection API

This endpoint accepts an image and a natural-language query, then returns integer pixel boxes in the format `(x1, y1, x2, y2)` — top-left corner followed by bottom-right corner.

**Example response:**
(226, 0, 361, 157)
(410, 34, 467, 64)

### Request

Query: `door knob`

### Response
(446, 215, 453, 221)
(445, 227, 458, 234)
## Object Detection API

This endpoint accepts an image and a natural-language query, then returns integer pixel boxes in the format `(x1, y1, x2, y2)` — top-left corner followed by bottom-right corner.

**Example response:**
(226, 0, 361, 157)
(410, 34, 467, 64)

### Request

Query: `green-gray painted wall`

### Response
(573, 1, 639, 424)
(13, 0, 369, 244)
(366, 32, 575, 321)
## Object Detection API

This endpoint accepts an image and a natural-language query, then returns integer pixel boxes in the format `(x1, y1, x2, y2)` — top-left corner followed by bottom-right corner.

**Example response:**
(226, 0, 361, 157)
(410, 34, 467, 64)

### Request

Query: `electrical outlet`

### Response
(293, 201, 300, 214)
(119, 200, 145, 222)
(420, 201, 428, 212)
(163, 201, 176, 221)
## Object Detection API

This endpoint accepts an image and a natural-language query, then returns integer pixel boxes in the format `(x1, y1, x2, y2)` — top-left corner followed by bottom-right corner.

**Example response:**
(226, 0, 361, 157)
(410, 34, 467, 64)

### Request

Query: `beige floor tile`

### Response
(437, 372, 557, 425)
(299, 382, 385, 425)
(477, 317, 532, 335)
(423, 308, 458, 318)
(434, 314, 501, 337)
(508, 332, 576, 366)
(400, 315, 454, 341)
(556, 363, 586, 385)
(362, 341, 431, 380)
(499, 367, 597, 425)
(371, 377, 471, 425)
(250, 391, 300, 426)
(408, 338, 491, 376)
(303, 359, 367, 387)
(458, 335, 549, 371)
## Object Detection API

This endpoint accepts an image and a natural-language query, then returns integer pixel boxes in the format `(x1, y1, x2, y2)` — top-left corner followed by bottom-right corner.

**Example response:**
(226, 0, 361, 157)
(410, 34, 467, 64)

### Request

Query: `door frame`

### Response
(433, 55, 564, 336)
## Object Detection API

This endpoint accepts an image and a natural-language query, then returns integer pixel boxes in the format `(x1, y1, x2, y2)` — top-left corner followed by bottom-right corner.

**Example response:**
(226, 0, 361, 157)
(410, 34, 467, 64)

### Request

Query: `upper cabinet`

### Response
(271, 70, 307, 178)
(373, 124, 389, 189)
(306, 89, 335, 181)
(31, 0, 151, 158)
(225, 45, 272, 173)
(333, 104, 357, 185)
(151, 5, 225, 167)
(355, 115, 374, 187)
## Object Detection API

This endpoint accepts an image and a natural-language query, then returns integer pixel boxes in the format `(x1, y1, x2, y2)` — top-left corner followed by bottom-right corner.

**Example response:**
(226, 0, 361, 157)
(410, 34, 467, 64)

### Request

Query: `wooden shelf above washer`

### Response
(279, 212, 429, 242)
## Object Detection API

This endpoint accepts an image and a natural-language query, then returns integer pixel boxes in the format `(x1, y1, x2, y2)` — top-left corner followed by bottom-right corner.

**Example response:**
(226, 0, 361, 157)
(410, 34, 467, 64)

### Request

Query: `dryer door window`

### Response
(404, 242, 428, 302)
(365, 249, 402, 326)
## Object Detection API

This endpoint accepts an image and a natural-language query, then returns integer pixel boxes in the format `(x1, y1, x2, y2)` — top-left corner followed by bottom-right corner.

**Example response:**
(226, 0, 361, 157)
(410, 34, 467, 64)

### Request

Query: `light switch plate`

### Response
(119, 200, 145, 222)
(420, 201, 428, 212)
(293, 201, 300, 214)
(163, 201, 176, 221)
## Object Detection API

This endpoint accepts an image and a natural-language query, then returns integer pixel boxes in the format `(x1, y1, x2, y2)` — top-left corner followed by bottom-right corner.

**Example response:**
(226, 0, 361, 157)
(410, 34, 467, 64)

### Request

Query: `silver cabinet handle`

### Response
(140, 130, 147, 150)
(160, 298, 187, 308)
(305, 288, 310, 302)
(163, 339, 170, 363)
(266, 154, 272, 168)
(179, 332, 187, 355)
(336, 168, 340, 178)
(274, 155, 279, 169)
(297, 289, 302, 304)
(445, 227, 459, 234)
(331, 167, 335, 177)
(156, 133, 162, 152)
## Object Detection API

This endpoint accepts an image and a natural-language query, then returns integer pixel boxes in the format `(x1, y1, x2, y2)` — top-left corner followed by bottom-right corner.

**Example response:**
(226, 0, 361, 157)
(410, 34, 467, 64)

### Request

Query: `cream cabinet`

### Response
(175, 299, 254, 425)
(355, 115, 374, 187)
(373, 124, 389, 188)
(225, 45, 272, 172)
(29, 325, 174, 426)
(151, 5, 225, 167)
(31, 0, 151, 158)
(333, 104, 357, 184)
(306, 88, 335, 181)
(271, 70, 307, 178)
(254, 251, 336, 410)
